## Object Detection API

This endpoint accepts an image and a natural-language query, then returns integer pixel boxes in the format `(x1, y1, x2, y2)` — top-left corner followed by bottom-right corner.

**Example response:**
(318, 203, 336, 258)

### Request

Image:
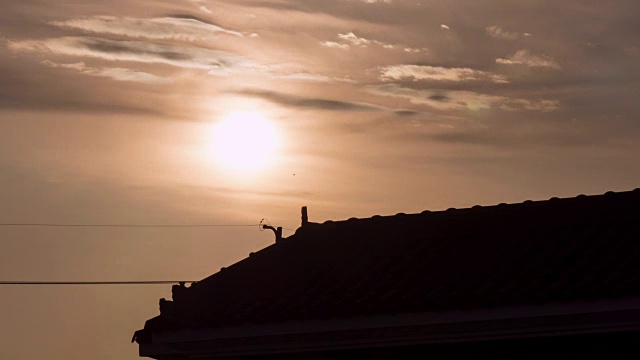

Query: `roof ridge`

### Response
(310, 188, 640, 226)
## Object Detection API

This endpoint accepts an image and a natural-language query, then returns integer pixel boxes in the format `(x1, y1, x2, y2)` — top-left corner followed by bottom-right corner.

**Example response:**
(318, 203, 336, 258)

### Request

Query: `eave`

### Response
(139, 297, 640, 359)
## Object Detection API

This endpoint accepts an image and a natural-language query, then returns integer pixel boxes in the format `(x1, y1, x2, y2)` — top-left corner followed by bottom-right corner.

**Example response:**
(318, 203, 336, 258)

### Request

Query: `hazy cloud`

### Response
(9, 37, 257, 71)
(208, 66, 347, 81)
(236, 88, 419, 115)
(369, 84, 559, 112)
(271, 72, 355, 83)
(425, 130, 588, 148)
(485, 26, 520, 40)
(320, 41, 350, 49)
(625, 46, 640, 57)
(428, 94, 449, 102)
(10, 35, 340, 82)
(322, 33, 425, 53)
(496, 49, 561, 69)
(41, 60, 169, 84)
(393, 109, 419, 116)
(380, 65, 509, 84)
(499, 99, 560, 112)
(338, 32, 371, 47)
(370, 84, 502, 111)
(440, 24, 450, 30)
(236, 88, 384, 111)
(51, 15, 243, 40)
(188, 0, 213, 14)
(427, 131, 508, 146)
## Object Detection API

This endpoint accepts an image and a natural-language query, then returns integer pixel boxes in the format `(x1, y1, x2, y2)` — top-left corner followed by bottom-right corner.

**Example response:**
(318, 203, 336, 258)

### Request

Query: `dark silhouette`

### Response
(261, 224, 282, 242)
(134, 189, 640, 359)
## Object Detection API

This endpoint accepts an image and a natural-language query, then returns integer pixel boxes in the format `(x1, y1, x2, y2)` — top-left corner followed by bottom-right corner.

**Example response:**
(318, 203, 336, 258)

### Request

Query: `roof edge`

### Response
(301, 188, 640, 229)
(142, 296, 640, 344)
(140, 306, 640, 358)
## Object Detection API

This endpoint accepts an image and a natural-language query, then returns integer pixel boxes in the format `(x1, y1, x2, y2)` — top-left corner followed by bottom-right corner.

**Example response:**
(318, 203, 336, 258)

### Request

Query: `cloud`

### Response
(420, 127, 597, 149)
(440, 24, 450, 30)
(485, 26, 520, 40)
(209, 67, 345, 81)
(625, 46, 640, 57)
(0, 55, 172, 115)
(338, 32, 371, 47)
(271, 72, 355, 83)
(41, 60, 169, 84)
(236, 89, 384, 111)
(428, 131, 503, 146)
(393, 109, 419, 116)
(188, 0, 213, 14)
(50, 15, 242, 41)
(428, 94, 449, 102)
(370, 84, 502, 111)
(379, 65, 509, 84)
(496, 49, 561, 69)
(499, 99, 560, 112)
(10, 36, 343, 83)
(321, 33, 425, 52)
(235, 88, 419, 116)
(8, 37, 258, 71)
(199, 6, 213, 14)
(320, 41, 350, 49)
(368, 84, 559, 112)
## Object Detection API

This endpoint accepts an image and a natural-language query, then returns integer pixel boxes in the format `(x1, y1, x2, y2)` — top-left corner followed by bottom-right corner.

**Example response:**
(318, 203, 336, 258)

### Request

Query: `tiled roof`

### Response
(137, 189, 640, 338)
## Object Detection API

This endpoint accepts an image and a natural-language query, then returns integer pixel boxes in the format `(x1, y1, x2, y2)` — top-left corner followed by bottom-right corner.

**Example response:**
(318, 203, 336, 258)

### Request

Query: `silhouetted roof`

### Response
(136, 189, 640, 340)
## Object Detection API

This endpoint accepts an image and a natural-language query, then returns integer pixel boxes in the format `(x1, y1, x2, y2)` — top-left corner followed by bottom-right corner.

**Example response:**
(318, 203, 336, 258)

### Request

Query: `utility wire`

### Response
(0, 223, 259, 228)
(0, 223, 297, 285)
(0, 281, 196, 285)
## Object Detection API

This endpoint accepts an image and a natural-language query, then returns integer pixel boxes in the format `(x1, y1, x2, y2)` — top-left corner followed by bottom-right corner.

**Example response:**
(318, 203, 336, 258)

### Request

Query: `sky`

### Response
(1, 0, 640, 359)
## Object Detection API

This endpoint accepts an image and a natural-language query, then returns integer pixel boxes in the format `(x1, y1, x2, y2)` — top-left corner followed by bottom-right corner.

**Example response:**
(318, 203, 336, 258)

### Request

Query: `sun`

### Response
(208, 111, 281, 174)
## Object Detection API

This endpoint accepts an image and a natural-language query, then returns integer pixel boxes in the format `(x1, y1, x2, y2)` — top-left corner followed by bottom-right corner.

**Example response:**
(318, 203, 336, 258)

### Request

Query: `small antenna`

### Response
(261, 223, 282, 242)
(260, 218, 282, 242)
(259, 218, 270, 231)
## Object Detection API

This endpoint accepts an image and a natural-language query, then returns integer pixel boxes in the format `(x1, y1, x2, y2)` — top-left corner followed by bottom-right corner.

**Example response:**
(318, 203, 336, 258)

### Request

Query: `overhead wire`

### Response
(0, 223, 259, 228)
(0, 281, 196, 285)
(0, 220, 297, 285)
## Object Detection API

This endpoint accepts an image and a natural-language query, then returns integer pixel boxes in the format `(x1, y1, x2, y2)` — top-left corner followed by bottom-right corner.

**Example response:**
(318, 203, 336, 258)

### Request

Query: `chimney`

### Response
(301, 206, 308, 227)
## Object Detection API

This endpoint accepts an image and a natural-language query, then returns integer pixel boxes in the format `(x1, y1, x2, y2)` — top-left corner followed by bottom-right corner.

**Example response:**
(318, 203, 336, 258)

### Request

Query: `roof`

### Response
(135, 189, 640, 342)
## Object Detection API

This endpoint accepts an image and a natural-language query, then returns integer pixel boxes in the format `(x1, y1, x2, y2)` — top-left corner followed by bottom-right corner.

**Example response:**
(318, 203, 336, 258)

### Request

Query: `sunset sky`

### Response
(1, 1, 640, 359)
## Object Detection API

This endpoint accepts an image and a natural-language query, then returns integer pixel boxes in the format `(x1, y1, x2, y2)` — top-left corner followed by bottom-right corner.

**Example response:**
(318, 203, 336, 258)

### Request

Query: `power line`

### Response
(0, 223, 259, 228)
(0, 281, 196, 285)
